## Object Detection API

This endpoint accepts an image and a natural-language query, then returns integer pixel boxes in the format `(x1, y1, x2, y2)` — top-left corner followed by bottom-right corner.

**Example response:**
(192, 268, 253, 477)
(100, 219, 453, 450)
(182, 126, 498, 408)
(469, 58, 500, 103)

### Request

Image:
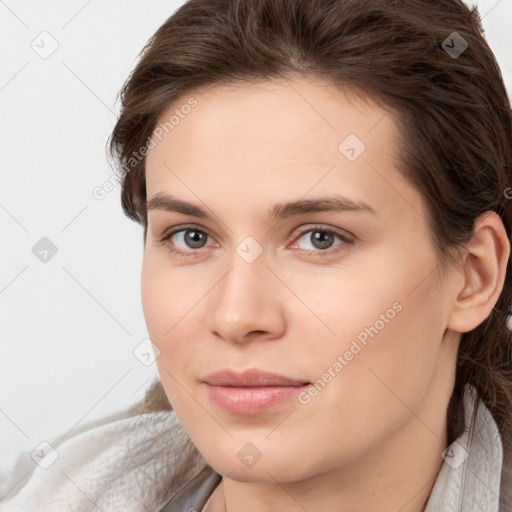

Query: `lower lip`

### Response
(205, 384, 309, 415)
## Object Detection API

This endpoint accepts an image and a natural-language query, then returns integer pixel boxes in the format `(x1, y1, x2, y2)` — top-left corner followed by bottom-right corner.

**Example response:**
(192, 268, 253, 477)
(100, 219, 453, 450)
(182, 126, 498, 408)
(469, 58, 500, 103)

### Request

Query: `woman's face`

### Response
(142, 76, 460, 482)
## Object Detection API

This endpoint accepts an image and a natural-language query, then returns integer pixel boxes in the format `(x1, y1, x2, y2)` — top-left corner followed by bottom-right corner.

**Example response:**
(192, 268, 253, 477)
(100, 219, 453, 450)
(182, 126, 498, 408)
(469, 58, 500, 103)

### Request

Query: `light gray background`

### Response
(1, 0, 511, 469)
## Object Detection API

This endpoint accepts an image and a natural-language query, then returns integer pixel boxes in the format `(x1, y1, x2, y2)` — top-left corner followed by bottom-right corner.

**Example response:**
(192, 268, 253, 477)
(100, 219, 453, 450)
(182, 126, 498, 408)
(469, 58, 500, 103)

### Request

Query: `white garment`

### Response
(0, 384, 506, 511)
(424, 384, 503, 511)
(0, 409, 207, 512)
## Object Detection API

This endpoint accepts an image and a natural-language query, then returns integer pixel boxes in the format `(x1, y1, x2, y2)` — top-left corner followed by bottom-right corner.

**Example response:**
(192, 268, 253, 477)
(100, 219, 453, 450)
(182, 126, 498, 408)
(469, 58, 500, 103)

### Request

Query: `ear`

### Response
(446, 211, 510, 334)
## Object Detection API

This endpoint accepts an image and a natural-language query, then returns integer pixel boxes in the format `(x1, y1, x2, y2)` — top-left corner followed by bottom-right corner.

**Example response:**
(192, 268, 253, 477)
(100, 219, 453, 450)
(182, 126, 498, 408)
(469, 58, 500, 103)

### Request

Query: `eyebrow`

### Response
(146, 193, 378, 220)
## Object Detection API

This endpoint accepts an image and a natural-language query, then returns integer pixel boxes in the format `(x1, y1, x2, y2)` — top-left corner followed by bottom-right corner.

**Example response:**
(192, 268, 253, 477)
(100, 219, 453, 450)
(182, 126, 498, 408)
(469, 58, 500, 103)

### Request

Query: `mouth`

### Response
(202, 369, 311, 415)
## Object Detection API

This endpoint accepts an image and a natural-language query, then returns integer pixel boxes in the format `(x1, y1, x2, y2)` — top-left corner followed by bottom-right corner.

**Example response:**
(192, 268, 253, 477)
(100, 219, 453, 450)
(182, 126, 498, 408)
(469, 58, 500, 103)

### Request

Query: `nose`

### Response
(206, 247, 286, 344)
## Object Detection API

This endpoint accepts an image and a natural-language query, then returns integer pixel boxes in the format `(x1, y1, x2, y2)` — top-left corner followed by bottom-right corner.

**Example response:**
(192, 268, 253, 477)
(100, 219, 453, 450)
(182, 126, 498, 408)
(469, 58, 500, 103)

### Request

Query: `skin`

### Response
(141, 75, 510, 512)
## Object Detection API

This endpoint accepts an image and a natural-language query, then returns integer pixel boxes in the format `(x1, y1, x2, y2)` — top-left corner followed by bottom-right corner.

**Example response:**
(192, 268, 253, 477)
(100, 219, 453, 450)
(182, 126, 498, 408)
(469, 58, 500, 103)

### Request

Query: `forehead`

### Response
(147, 76, 392, 162)
(144, 76, 422, 223)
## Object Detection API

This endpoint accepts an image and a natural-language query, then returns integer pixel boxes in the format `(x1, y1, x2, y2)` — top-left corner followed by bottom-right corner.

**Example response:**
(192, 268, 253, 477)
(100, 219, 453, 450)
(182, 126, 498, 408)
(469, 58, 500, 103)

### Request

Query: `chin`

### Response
(202, 446, 315, 483)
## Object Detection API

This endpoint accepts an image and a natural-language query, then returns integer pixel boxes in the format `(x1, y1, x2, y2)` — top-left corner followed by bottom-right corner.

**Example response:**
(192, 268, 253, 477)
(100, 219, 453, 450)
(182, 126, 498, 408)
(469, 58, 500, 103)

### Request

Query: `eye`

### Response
(291, 226, 353, 255)
(159, 225, 215, 256)
(158, 224, 353, 258)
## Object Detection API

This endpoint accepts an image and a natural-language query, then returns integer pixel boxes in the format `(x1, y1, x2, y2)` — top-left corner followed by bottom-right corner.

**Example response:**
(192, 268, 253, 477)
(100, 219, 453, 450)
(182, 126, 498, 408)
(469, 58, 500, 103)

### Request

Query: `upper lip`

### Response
(203, 369, 310, 387)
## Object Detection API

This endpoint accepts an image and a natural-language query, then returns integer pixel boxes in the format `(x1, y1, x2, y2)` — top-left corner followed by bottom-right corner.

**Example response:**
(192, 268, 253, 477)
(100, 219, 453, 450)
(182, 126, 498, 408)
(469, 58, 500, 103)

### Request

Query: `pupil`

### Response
(312, 231, 333, 249)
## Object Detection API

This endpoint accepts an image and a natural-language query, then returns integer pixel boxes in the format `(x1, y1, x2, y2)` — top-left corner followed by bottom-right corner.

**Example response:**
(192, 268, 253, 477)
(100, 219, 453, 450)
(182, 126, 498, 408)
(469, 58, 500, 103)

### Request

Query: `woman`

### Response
(2, 0, 511, 510)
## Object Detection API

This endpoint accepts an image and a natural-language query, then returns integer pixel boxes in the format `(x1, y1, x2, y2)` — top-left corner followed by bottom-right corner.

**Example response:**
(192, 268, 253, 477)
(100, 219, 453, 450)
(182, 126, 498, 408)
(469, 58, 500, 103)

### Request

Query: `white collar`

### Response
(424, 384, 503, 512)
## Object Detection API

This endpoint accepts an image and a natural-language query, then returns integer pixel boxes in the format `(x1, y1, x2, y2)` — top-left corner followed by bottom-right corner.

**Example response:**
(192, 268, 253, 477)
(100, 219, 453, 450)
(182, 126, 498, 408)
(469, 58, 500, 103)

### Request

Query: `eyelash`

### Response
(158, 224, 354, 258)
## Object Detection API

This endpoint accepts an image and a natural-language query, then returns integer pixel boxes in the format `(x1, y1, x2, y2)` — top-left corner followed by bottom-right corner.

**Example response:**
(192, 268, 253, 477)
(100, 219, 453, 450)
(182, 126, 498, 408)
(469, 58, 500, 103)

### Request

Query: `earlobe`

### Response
(447, 211, 510, 334)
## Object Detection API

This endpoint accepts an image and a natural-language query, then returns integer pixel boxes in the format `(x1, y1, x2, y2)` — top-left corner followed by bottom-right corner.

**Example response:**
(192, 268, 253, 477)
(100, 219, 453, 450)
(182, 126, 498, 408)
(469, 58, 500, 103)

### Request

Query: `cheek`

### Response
(307, 252, 447, 430)
(141, 250, 201, 338)
(302, 241, 444, 380)
(141, 257, 169, 340)
(140, 253, 187, 381)
(141, 257, 186, 409)
(140, 251, 209, 386)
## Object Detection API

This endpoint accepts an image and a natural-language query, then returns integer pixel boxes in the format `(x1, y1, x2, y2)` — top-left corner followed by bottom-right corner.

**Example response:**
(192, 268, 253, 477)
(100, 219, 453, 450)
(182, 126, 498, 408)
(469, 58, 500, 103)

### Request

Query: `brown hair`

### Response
(108, 0, 512, 478)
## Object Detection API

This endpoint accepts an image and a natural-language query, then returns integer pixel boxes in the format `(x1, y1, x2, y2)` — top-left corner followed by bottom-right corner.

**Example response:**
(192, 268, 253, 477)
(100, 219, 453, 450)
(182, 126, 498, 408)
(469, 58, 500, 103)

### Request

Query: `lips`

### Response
(202, 369, 310, 415)
(203, 368, 309, 387)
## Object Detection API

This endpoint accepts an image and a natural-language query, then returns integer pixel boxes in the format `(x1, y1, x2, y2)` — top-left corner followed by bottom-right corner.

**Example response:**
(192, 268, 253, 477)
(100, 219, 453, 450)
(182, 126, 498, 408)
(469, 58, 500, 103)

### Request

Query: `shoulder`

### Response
(0, 380, 209, 512)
